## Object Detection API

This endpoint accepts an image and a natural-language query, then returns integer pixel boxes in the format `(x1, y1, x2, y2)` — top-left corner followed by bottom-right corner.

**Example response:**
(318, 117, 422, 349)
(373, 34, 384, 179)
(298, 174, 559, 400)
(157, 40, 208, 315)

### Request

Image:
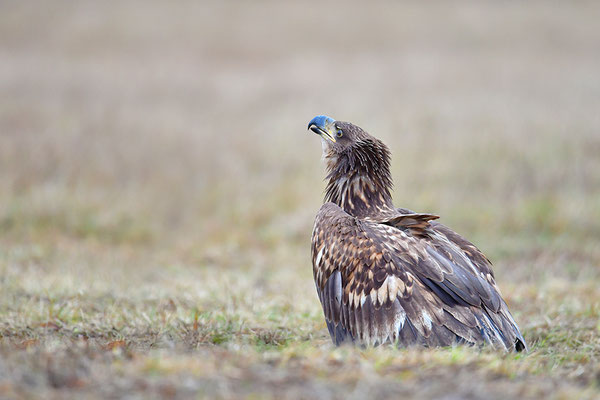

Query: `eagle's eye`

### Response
(336, 129, 343, 138)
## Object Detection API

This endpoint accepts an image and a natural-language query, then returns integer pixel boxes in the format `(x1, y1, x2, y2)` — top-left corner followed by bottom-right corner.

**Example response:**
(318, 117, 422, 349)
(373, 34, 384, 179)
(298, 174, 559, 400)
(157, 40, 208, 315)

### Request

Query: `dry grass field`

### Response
(1, 1, 600, 398)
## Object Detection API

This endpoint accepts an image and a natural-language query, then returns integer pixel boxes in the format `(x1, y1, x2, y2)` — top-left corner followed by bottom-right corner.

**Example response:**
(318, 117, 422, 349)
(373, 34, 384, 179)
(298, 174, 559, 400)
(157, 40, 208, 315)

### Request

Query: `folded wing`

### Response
(311, 202, 526, 351)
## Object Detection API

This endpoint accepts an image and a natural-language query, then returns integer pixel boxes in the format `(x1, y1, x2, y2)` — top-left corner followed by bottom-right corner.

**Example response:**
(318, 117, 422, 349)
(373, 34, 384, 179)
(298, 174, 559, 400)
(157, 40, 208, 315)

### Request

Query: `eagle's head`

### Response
(307, 114, 391, 171)
(307, 115, 370, 155)
(307, 115, 394, 216)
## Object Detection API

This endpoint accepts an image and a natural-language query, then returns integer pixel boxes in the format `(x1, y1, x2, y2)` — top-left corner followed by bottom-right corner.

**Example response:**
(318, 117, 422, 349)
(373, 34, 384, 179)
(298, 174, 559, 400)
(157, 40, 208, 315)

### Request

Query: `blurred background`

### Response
(2, 0, 599, 254)
(1, 1, 599, 398)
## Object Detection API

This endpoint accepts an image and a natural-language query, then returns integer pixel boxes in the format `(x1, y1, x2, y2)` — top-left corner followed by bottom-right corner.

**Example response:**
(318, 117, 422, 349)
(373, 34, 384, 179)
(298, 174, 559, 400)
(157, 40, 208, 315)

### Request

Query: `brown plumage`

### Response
(307, 115, 526, 351)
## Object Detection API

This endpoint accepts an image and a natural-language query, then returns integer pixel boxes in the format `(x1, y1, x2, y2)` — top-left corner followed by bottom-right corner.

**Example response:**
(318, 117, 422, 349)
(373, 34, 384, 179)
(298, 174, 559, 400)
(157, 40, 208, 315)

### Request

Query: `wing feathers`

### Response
(312, 202, 526, 351)
(383, 213, 440, 229)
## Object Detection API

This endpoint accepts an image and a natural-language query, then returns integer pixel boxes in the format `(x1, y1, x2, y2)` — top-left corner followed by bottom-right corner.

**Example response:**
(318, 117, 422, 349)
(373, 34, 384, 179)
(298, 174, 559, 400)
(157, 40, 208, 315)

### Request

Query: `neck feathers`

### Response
(324, 139, 394, 217)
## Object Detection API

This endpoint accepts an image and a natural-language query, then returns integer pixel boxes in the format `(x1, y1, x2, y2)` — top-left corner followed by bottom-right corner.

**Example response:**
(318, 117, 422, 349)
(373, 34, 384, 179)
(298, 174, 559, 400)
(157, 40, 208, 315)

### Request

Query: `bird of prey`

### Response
(307, 115, 526, 352)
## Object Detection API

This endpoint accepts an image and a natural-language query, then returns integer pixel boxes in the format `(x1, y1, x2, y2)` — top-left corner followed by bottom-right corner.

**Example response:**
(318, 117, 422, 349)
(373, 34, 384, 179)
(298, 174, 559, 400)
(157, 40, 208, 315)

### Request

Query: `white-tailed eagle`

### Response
(308, 115, 526, 352)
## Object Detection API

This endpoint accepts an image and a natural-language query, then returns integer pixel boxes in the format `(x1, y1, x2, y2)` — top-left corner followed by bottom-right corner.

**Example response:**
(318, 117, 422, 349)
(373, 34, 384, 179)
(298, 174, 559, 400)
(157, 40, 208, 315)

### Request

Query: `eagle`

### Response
(308, 115, 527, 352)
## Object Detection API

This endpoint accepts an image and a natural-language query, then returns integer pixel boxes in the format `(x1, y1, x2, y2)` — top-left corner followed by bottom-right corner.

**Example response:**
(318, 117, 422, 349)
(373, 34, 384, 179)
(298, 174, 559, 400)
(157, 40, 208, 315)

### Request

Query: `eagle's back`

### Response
(311, 202, 526, 351)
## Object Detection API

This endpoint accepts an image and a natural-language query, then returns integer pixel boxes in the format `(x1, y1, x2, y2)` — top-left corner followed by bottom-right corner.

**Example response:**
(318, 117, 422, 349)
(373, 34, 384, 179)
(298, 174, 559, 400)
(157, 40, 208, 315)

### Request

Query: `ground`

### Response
(1, 1, 599, 399)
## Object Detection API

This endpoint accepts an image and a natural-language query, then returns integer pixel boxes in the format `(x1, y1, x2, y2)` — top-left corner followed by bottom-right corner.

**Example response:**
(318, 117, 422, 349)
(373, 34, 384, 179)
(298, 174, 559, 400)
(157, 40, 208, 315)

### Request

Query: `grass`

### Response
(1, 0, 600, 398)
